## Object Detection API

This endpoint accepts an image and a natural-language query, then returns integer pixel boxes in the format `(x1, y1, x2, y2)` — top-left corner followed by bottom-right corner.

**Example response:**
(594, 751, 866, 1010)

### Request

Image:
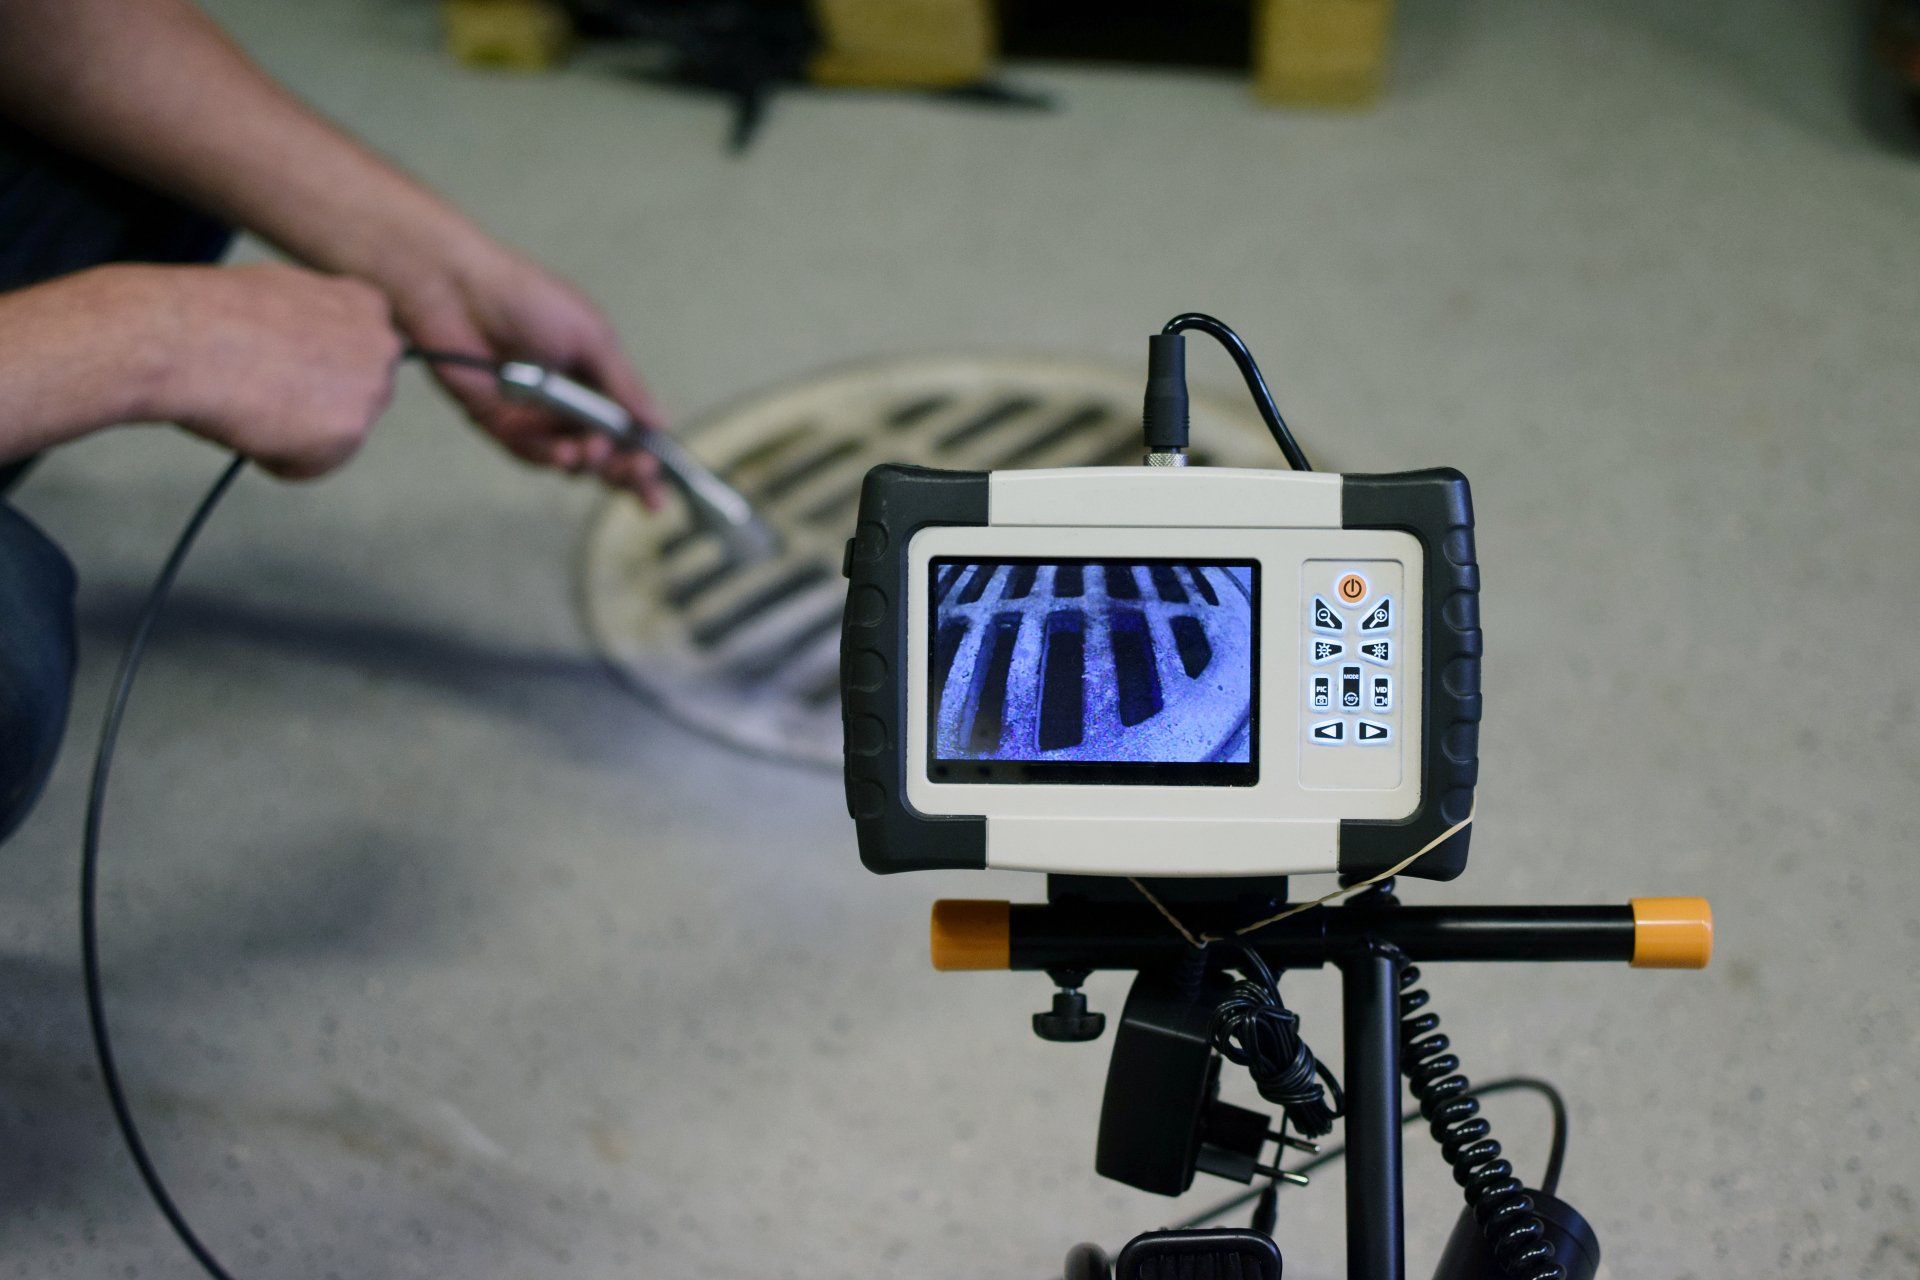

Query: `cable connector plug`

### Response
(1141, 331, 1190, 466)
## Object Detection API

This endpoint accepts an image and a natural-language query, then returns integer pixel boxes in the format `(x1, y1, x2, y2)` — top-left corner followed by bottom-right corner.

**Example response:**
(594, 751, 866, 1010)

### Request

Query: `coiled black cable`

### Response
(1207, 943, 1344, 1139)
(1399, 962, 1563, 1280)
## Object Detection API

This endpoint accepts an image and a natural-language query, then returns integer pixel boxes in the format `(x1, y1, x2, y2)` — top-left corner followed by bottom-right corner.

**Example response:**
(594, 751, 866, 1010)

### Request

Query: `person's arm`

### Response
(0, 0, 660, 499)
(0, 262, 400, 477)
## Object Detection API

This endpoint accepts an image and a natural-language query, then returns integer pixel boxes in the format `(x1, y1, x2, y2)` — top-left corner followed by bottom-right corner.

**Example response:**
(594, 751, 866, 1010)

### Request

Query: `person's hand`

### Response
(375, 237, 665, 508)
(127, 262, 402, 479)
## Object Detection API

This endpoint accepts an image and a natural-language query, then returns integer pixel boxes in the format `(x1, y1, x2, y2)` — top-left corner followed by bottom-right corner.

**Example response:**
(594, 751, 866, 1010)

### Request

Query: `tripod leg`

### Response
(1341, 949, 1406, 1280)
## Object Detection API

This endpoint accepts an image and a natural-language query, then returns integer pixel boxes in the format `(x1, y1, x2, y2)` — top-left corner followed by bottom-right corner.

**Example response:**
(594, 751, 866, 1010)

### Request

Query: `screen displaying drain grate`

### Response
(928, 559, 1256, 776)
(580, 356, 1275, 767)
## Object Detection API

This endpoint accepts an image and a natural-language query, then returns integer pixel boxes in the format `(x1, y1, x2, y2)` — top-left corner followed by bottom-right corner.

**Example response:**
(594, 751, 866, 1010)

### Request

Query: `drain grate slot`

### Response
(1053, 564, 1084, 598)
(986, 403, 1108, 468)
(1102, 563, 1141, 600)
(1005, 563, 1038, 599)
(1109, 608, 1164, 727)
(666, 558, 741, 609)
(886, 394, 952, 430)
(757, 438, 864, 502)
(802, 667, 845, 707)
(1038, 610, 1086, 751)
(934, 563, 965, 604)
(935, 396, 1039, 453)
(799, 481, 867, 527)
(1149, 565, 1188, 604)
(727, 604, 845, 682)
(688, 564, 833, 648)
(722, 423, 816, 481)
(659, 520, 709, 561)
(1171, 615, 1213, 678)
(1187, 566, 1220, 606)
(965, 613, 1023, 753)
(955, 563, 1000, 605)
(933, 617, 969, 697)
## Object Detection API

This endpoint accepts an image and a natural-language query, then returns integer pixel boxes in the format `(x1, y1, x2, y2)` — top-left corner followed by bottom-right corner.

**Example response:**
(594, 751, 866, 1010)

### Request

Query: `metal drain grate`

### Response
(931, 563, 1255, 763)
(580, 356, 1275, 767)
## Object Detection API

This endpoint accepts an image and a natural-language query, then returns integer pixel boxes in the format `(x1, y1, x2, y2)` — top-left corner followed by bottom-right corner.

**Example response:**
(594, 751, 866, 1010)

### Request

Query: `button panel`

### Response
(1300, 559, 1405, 790)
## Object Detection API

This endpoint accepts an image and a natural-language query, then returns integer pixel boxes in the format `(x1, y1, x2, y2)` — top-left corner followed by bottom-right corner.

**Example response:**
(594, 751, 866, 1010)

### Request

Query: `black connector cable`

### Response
(1207, 942, 1344, 1140)
(82, 454, 248, 1280)
(1142, 314, 1313, 471)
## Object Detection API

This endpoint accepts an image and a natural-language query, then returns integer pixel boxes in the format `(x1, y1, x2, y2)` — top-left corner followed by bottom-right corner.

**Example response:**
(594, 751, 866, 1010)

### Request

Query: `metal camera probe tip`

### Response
(496, 360, 784, 564)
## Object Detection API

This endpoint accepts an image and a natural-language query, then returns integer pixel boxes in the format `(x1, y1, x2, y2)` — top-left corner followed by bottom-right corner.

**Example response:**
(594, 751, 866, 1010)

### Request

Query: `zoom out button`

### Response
(1310, 596, 1343, 633)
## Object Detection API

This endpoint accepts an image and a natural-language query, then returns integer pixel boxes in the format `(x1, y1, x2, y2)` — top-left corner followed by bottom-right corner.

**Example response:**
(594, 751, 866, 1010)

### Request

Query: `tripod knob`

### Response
(1034, 989, 1106, 1042)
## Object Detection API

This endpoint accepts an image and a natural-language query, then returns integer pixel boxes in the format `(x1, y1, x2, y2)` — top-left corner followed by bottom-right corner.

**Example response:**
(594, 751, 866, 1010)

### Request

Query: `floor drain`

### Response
(579, 355, 1275, 767)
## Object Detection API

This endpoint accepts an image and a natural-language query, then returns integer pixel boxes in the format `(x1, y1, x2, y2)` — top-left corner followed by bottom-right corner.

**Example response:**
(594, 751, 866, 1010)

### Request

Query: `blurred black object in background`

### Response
(574, 0, 815, 150)
(1865, 0, 1920, 149)
(570, 0, 1046, 151)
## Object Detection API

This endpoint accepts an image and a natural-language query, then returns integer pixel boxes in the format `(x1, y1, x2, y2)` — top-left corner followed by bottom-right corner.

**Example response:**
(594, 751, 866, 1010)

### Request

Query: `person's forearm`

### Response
(0, 269, 172, 461)
(0, 0, 486, 289)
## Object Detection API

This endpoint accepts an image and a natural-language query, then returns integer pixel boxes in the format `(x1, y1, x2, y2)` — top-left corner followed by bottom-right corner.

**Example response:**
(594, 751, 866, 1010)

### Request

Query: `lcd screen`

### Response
(928, 558, 1258, 785)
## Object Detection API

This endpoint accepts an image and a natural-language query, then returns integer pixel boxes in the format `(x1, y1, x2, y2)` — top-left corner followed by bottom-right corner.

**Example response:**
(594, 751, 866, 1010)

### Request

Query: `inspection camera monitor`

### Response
(842, 467, 1479, 878)
(841, 322, 1480, 881)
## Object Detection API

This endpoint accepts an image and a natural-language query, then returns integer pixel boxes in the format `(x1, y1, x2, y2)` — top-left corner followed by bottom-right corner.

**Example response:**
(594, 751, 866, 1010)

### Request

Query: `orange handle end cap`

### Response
(1631, 897, 1713, 969)
(930, 900, 1010, 971)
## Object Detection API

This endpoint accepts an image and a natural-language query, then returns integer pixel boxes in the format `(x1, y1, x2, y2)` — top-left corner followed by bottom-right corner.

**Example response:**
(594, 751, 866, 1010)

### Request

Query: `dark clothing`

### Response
(0, 126, 232, 841)
(0, 126, 232, 293)
(0, 502, 77, 844)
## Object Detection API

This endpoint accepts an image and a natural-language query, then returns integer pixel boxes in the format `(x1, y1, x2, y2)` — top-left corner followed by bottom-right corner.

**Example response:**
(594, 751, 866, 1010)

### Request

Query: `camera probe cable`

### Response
(80, 346, 636, 1280)
(80, 452, 247, 1280)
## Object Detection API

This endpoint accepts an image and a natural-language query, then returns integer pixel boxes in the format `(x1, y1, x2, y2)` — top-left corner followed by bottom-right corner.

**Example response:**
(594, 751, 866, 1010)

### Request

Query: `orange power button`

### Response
(1336, 573, 1369, 605)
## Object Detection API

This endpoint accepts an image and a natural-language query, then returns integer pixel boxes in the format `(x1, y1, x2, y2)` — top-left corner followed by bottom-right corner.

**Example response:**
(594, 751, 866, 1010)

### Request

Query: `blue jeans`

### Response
(0, 125, 232, 841)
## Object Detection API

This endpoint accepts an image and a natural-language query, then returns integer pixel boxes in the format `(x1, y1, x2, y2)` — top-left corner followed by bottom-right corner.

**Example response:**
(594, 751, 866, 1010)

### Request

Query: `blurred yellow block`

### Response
(809, 0, 996, 88)
(441, 0, 572, 71)
(1254, 0, 1395, 107)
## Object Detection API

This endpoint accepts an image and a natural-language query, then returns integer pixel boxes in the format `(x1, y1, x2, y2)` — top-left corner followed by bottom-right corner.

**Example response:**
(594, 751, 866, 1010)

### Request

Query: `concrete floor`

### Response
(4, 0, 1918, 1276)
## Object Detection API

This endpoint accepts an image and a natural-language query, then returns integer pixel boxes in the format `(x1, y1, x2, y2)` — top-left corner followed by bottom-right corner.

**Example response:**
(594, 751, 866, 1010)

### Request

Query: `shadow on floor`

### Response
(74, 584, 661, 764)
